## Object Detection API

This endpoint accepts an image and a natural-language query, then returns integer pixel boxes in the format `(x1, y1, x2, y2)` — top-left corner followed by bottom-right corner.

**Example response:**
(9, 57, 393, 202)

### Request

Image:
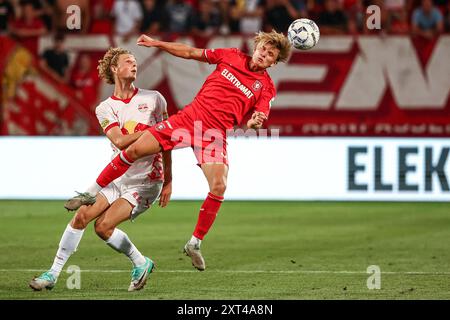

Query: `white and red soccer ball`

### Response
(287, 18, 320, 50)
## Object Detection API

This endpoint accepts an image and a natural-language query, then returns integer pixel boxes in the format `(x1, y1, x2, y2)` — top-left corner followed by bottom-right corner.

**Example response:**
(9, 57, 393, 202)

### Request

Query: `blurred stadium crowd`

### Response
(1, 0, 449, 81)
(1, 0, 450, 43)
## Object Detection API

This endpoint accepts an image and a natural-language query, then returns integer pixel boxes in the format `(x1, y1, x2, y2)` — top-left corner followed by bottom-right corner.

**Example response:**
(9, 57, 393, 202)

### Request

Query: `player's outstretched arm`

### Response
(106, 127, 145, 150)
(137, 34, 207, 63)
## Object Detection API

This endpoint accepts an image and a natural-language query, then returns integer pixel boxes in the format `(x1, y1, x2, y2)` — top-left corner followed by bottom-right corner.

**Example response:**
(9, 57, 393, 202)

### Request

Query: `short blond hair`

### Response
(254, 30, 292, 63)
(97, 47, 132, 84)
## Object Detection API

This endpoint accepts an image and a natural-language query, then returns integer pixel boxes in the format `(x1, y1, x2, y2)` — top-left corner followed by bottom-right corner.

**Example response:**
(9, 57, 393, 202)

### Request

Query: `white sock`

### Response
(86, 182, 102, 196)
(189, 235, 201, 247)
(106, 228, 146, 267)
(50, 224, 85, 278)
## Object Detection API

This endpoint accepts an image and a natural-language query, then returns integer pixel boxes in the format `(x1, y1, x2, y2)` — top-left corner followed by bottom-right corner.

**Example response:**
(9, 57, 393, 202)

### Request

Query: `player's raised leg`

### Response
(184, 163, 227, 271)
(94, 198, 155, 291)
(29, 195, 110, 291)
(64, 130, 162, 211)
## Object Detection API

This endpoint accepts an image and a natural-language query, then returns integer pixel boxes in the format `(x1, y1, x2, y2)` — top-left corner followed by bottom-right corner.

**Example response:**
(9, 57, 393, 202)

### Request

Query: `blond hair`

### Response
(254, 30, 292, 63)
(97, 47, 132, 84)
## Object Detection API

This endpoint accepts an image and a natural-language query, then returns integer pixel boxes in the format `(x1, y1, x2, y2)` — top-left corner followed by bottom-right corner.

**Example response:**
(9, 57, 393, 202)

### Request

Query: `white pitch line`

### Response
(1, 269, 450, 275)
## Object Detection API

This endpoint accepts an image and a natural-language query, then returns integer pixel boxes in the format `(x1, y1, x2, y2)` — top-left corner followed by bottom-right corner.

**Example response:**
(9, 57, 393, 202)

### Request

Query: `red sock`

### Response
(96, 150, 134, 187)
(193, 192, 224, 240)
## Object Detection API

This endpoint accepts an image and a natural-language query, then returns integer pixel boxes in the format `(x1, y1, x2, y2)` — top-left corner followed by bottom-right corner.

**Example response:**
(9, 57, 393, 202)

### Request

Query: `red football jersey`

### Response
(183, 48, 276, 133)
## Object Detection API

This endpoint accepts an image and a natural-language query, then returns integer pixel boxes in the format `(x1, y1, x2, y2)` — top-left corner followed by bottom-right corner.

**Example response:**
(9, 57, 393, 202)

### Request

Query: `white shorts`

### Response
(99, 180, 163, 221)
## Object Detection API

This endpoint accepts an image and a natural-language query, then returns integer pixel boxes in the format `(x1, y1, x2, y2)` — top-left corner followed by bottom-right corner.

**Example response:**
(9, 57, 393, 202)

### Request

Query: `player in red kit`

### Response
(66, 30, 292, 271)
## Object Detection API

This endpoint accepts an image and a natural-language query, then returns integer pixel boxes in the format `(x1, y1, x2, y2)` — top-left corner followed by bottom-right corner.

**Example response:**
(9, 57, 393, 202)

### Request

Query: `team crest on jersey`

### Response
(155, 122, 166, 131)
(252, 80, 262, 91)
(101, 119, 110, 128)
(132, 192, 142, 203)
(138, 103, 149, 112)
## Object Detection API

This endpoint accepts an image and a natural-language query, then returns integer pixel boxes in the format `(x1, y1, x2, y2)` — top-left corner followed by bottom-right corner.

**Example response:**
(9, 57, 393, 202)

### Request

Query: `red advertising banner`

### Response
(264, 36, 450, 137)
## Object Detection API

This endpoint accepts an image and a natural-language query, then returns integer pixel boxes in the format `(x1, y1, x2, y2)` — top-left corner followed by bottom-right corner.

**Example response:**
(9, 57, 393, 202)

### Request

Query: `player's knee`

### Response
(125, 140, 149, 161)
(211, 179, 227, 196)
(71, 206, 89, 229)
(94, 220, 112, 240)
(125, 144, 139, 161)
(126, 132, 159, 160)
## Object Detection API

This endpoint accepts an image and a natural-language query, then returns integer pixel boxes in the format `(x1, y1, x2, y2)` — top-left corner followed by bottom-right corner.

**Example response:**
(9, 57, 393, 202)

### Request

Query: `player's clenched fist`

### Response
(137, 35, 158, 47)
(247, 111, 267, 129)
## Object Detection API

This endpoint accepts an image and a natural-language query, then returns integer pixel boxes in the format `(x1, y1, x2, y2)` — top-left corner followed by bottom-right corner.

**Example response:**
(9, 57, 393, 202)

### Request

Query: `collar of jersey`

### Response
(111, 87, 139, 104)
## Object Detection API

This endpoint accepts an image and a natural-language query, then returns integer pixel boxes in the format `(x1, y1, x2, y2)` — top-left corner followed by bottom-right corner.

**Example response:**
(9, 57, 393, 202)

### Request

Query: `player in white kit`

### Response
(29, 48, 172, 292)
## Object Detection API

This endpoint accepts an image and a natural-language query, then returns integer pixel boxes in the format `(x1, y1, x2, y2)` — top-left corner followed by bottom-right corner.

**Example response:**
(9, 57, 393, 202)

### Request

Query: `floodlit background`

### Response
(0, 0, 449, 300)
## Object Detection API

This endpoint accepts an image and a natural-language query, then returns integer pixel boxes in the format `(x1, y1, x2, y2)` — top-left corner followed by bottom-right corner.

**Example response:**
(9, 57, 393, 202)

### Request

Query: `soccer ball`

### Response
(287, 18, 320, 50)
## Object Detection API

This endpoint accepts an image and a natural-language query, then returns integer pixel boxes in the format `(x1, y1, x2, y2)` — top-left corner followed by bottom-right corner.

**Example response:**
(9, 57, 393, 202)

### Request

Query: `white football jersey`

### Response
(96, 88, 167, 185)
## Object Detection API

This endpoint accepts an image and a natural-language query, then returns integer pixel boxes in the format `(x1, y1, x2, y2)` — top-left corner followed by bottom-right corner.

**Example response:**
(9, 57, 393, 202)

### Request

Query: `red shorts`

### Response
(148, 112, 228, 166)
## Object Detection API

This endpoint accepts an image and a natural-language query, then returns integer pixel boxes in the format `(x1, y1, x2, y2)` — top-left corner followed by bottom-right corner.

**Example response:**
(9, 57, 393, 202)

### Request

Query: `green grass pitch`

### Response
(0, 200, 449, 300)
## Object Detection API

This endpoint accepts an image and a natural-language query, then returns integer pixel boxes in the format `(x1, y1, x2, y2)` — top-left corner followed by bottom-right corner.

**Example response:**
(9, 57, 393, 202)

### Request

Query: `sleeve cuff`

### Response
(203, 49, 211, 64)
(104, 122, 119, 133)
